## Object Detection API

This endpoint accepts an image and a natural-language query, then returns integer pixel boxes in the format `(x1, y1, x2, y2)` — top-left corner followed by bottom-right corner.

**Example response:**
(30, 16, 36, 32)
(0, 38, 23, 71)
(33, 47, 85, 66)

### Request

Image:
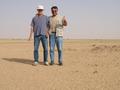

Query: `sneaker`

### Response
(33, 62, 38, 66)
(44, 62, 49, 66)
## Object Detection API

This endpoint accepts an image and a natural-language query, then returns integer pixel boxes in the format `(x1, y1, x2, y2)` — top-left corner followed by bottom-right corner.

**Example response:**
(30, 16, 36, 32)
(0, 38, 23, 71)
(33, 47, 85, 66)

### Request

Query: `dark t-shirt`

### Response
(31, 15, 49, 36)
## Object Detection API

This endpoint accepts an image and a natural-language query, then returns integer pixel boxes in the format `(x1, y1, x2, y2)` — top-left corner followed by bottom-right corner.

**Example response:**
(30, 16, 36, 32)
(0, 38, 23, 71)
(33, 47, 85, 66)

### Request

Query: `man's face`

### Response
(37, 9, 43, 15)
(51, 8, 58, 16)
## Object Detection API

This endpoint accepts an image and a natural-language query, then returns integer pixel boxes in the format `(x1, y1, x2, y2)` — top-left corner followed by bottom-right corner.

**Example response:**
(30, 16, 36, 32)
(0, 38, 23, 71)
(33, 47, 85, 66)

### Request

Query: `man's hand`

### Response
(28, 36, 32, 41)
(63, 16, 68, 26)
(28, 27, 33, 41)
(46, 31, 49, 38)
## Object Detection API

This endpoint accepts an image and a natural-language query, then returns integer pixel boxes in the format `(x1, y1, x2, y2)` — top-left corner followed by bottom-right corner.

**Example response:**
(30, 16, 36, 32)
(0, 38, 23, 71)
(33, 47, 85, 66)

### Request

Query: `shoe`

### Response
(59, 63, 63, 66)
(33, 61, 38, 66)
(50, 61, 54, 65)
(50, 62, 54, 65)
(44, 62, 49, 66)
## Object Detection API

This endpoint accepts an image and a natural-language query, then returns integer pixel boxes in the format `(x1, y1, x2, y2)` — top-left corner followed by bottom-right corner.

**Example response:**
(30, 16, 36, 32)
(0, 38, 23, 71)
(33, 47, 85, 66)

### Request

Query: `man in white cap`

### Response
(29, 5, 49, 66)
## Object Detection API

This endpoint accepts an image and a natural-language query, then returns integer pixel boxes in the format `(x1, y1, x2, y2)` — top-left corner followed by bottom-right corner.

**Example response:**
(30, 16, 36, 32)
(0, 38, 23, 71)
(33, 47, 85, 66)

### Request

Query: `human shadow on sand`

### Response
(2, 58, 43, 65)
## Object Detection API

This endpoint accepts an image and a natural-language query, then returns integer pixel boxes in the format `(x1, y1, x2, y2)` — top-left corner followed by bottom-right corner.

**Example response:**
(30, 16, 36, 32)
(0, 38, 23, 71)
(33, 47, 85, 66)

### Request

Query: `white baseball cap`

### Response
(37, 5, 44, 10)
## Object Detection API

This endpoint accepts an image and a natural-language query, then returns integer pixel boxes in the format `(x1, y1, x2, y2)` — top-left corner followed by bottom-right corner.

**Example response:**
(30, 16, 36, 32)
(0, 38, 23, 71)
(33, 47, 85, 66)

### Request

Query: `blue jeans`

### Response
(34, 35, 48, 62)
(49, 33, 63, 64)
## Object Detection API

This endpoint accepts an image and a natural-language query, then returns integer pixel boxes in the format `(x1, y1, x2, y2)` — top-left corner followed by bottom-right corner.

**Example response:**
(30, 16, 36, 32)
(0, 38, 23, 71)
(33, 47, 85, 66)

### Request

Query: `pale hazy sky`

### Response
(0, 0, 120, 39)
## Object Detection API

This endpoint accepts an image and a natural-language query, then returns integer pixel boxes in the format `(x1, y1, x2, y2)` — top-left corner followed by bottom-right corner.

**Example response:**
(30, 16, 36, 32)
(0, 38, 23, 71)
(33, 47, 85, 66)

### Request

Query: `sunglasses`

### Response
(52, 8, 58, 11)
(52, 10, 57, 12)
(37, 9, 43, 12)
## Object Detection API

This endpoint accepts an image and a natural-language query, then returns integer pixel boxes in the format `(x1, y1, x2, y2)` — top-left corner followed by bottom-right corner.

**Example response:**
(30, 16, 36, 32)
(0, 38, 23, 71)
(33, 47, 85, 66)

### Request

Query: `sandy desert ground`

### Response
(0, 39, 120, 90)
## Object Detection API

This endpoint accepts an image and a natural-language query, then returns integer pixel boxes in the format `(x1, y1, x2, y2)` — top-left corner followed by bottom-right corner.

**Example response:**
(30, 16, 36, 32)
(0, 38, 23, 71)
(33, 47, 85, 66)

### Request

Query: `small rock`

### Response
(93, 70, 98, 74)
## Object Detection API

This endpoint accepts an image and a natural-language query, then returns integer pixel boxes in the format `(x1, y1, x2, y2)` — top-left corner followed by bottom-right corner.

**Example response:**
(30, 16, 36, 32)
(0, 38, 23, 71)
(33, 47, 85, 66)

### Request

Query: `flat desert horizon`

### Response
(0, 39, 120, 90)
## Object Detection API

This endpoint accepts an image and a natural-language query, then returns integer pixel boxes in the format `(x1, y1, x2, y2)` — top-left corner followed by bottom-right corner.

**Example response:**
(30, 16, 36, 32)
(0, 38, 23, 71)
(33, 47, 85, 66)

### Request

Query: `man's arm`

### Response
(46, 16, 50, 37)
(63, 16, 68, 26)
(28, 26, 33, 41)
